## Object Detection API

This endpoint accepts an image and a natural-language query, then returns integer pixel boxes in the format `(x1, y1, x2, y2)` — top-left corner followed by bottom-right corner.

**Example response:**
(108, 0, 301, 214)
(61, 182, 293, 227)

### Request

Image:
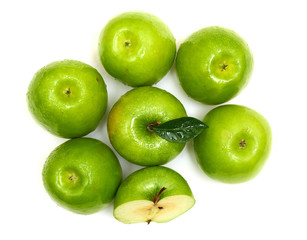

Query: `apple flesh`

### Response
(176, 26, 254, 105)
(107, 86, 187, 166)
(113, 166, 195, 224)
(194, 104, 272, 183)
(98, 11, 176, 87)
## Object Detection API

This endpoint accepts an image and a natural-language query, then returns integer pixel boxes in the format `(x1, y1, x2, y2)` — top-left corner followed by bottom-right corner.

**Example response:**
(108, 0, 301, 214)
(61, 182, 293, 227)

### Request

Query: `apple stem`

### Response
(146, 121, 161, 132)
(154, 187, 167, 206)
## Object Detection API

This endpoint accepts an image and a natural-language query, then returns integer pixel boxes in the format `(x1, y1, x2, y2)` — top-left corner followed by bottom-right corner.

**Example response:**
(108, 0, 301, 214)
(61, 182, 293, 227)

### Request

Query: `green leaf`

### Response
(149, 117, 208, 143)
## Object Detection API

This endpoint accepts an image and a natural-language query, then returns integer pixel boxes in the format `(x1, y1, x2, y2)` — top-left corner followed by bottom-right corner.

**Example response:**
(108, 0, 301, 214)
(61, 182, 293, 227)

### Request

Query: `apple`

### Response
(194, 104, 272, 183)
(176, 26, 254, 105)
(42, 138, 122, 214)
(113, 166, 195, 224)
(98, 11, 176, 87)
(27, 59, 108, 138)
(107, 86, 187, 166)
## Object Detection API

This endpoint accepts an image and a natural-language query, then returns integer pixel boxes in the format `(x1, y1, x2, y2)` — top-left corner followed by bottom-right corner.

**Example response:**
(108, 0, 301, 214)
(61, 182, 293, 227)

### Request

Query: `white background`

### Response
(1, 0, 307, 239)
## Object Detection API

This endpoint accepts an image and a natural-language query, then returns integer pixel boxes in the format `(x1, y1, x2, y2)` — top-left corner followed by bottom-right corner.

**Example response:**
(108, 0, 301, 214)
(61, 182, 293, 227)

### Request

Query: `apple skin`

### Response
(176, 26, 253, 105)
(194, 104, 272, 183)
(107, 86, 187, 166)
(42, 138, 122, 214)
(98, 11, 176, 87)
(114, 166, 194, 208)
(114, 166, 195, 224)
(27, 59, 108, 138)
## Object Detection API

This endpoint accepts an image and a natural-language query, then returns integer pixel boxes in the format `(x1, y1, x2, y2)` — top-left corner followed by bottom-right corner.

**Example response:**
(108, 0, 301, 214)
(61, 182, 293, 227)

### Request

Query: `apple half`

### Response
(113, 166, 195, 224)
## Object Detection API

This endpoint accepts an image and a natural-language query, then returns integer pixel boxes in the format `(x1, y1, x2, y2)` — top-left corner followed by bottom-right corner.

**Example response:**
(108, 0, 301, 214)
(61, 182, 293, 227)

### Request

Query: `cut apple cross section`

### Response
(113, 166, 195, 224)
(114, 194, 195, 224)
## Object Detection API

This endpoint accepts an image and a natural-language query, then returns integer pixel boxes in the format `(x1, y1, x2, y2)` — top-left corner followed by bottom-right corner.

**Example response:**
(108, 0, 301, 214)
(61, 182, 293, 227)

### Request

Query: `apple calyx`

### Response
(239, 139, 246, 148)
(68, 173, 78, 183)
(149, 117, 208, 143)
(64, 88, 71, 97)
(124, 40, 131, 47)
(220, 63, 228, 72)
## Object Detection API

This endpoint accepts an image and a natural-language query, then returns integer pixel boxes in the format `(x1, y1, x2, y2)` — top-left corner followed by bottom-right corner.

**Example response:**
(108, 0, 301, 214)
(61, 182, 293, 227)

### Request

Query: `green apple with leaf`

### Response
(176, 26, 254, 105)
(42, 138, 122, 214)
(194, 104, 272, 183)
(113, 166, 195, 224)
(107, 86, 188, 166)
(27, 60, 108, 138)
(98, 11, 176, 87)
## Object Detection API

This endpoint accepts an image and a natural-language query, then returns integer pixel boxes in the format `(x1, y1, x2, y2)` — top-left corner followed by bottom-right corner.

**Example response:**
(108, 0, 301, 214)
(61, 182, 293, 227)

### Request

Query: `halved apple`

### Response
(113, 166, 195, 224)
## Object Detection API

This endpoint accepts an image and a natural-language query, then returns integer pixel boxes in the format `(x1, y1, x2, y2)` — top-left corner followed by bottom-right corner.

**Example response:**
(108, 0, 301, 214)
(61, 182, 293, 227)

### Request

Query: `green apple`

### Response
(194, 104, 272, 183)
(107, 86, 187, 166)
(176, 26, 254, 105)
(114, 166, 195, 224)
(27, 59, 108, 138)
(42, 138, 122, 214)
(98, 11, 176, 87)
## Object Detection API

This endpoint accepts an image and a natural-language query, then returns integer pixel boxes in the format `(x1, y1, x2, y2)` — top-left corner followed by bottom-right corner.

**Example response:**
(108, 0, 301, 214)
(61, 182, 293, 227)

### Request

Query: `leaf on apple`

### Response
(149, 117, 208, 143)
